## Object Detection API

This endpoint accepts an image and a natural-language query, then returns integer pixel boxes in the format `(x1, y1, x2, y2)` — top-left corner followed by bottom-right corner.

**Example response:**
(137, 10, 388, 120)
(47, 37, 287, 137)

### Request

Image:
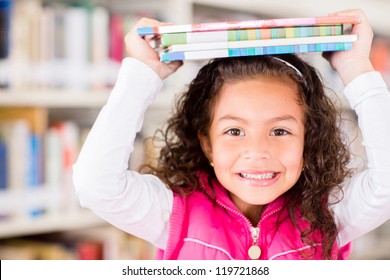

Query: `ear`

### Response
(197, 132, 212, 162)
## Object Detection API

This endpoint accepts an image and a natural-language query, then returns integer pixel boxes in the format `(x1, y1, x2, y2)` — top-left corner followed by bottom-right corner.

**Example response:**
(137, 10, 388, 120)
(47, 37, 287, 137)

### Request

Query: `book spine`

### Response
(109, 13, 124, 62)
(64, 6, 89, 89)
(0, 140, 7, 190)
(138, 15, 359, 35)
(0, 0, 11, 88)
(167, 34, 356, 52)
(161, 42, 353, 62)
(28, 134, 42, 188)
(161, 25, 343, 46)
(0, 0, 11, 59)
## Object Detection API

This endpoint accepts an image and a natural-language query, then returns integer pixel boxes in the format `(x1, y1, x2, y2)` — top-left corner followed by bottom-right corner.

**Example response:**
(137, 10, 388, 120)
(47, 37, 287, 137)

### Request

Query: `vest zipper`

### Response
(199, 177, 281, 259)
(210, 197, 282, 259)
(248, 226, 261, 259)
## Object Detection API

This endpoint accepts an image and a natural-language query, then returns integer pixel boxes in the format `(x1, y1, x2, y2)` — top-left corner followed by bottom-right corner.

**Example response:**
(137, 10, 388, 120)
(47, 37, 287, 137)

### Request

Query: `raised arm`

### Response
(325, 9, 390, 246)
(73, 18, 181, 248)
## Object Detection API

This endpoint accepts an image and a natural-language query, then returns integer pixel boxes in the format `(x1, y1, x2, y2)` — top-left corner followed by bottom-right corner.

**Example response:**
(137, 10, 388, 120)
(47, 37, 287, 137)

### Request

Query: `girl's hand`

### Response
(323, 9, 375, 85)
(124, 18, 183, 80)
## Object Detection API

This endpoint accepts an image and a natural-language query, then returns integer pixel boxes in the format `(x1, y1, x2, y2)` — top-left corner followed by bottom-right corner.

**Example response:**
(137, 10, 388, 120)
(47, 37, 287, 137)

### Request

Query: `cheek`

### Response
(282, 145, 304, 174)
(212, 142, 236, 165)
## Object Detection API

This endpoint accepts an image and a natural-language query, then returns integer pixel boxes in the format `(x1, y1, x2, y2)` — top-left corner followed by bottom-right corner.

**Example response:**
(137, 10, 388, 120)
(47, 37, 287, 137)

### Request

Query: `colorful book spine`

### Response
(161, 25, 343, 46)
(167, 34, 357, 53)
(0, 140, 7, 190)
(138, 15, 359, 36)
(160, 42, 353, 62)
(0, 0, 11, 59)
(0, 0, 11, 88)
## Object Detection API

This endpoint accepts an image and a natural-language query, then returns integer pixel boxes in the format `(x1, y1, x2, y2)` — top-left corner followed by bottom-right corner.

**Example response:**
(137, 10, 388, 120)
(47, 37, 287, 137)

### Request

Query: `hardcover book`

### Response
(160, 25, 343, 46)
(137, 15, 359, 36)
(166, 34, 356, 52)
(160, 42, 353, 62)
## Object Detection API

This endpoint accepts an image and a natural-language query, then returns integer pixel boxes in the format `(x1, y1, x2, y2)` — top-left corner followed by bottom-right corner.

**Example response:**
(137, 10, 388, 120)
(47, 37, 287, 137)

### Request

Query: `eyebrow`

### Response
(267, 115, 299, 124)
(217, 114, 299, 124)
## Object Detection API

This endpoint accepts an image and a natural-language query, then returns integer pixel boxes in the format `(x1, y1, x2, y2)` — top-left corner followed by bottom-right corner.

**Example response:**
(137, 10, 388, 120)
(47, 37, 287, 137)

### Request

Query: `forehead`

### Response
(208, 76, 304, 127)
(217, 75, 301, 106)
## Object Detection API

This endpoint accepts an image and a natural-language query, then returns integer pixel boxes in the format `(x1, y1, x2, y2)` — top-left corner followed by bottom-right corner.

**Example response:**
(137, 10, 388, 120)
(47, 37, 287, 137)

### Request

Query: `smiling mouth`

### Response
(239, 172, 277, 180)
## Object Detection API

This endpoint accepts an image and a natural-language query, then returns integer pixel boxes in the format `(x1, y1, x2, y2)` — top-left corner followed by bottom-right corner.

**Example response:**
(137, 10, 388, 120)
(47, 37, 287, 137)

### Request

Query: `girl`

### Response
(73, 9, 390, 259)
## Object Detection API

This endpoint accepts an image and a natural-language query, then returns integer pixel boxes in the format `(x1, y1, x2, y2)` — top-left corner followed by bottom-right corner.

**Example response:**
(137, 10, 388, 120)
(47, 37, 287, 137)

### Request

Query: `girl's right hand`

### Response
(124, 18, 183, 80)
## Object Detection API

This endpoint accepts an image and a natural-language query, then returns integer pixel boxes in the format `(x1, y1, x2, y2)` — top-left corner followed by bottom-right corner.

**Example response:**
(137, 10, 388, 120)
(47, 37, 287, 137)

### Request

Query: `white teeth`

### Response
(240, 173, 275, 180)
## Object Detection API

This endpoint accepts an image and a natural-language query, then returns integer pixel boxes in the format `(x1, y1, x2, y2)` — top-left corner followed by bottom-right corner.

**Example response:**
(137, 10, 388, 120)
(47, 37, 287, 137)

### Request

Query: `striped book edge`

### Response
(138, 15, 359, 36)
(161, 25, 343, 46)
(167, 34, 356, 52)
(160, 42, 353, 62)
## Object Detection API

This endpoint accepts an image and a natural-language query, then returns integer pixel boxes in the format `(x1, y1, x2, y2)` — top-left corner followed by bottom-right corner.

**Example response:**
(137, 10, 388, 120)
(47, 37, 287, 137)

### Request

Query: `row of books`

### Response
(0, 0, 155, 89)
(137, 15, 360, 62)
(0, 106, 148, 221)
(0, 107, 82, 219)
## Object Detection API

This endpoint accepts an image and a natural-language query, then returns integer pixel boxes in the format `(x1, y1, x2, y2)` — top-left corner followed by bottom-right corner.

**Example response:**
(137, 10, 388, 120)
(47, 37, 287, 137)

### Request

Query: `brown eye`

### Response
(226, 128, 244, 136)
(271, 129, 289, 136)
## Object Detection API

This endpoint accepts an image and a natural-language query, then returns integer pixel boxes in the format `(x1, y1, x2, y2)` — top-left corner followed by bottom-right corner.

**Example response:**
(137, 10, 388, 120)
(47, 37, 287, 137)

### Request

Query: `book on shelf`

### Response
(0, 0, 11, 59)
(0, 140, 7, 190)
(0, 107, 47, 135)
(0, 120, 30, 191)
(138, 15, 359, 62)
(0, 0, 11, 88)
(137, 15, 359, 36)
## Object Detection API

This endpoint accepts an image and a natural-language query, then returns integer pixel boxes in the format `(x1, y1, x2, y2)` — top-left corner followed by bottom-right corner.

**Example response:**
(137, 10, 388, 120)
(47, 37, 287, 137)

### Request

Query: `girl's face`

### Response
(199, 76, 305, 215)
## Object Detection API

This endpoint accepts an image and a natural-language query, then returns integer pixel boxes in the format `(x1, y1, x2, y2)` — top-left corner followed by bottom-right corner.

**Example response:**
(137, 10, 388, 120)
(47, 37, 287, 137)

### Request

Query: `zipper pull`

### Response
(248, 227, 261, 259)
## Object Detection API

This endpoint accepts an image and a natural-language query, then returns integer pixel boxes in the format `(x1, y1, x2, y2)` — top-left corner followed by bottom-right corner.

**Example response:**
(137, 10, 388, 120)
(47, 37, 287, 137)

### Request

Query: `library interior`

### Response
(0, 0, 389, 260)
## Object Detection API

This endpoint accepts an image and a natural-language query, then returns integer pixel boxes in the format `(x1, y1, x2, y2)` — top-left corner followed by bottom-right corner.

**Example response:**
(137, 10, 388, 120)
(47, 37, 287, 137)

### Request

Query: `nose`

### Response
(241, 135, 272, 160)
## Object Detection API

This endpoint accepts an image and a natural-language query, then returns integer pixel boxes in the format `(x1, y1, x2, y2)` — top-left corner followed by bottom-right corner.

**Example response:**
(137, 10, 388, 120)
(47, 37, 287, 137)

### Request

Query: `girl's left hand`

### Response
(323, 9, 375, 85)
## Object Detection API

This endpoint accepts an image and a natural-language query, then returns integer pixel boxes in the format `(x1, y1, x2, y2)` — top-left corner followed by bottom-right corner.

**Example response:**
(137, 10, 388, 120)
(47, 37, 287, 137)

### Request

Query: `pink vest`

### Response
(157, 172, 350, 260)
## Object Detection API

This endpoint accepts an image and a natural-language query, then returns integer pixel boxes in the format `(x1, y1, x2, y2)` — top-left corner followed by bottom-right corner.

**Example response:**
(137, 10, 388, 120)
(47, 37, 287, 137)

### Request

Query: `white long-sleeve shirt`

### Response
(73, 57, 390, 250)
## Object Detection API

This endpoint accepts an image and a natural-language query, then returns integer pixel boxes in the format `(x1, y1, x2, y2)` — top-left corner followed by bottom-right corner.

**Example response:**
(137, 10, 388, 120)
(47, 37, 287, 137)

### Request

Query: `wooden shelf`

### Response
(0, 89, 110, 108)
(0, 88, 174, 109)
(0, 210, 107, 239)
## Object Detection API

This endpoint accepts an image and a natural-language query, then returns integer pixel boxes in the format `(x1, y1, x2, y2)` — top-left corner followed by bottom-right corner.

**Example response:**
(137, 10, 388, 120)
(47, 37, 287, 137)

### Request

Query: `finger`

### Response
(166, 61, 183, 72)
(328, 9, 367, 24)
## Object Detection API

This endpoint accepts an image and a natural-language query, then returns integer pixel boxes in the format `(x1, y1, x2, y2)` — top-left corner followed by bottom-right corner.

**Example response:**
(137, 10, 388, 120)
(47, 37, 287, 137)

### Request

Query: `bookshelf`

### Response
(0, 0, 389, 260)
(0, 0, 185, 260)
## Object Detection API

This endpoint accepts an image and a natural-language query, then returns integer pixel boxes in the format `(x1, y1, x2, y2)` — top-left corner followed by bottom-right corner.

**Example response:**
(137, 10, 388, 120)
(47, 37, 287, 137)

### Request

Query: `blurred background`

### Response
(0, 0, 389, 260)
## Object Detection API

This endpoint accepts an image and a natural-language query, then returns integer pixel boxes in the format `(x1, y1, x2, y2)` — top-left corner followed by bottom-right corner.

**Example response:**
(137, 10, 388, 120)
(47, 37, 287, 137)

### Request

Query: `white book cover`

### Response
(35, 6, 55, 88)
(168, 35, 357, 52)
(64, 6, 89, 89)
(51, 4, 67, 88)
(44, 127, 63, 188)
(90, 6, 110, 89)
(0, 120, 30, 190)
(9, 0, 41, 88)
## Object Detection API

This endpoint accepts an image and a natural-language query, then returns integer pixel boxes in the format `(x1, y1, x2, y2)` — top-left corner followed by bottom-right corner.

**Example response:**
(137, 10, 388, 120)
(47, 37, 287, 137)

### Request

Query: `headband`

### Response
(270, 56, 304, 78)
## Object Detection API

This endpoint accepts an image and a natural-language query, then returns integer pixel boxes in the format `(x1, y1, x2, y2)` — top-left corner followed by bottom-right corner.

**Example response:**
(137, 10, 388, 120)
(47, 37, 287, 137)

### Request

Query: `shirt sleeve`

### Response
(332, 71, 390, 246)
(72, 57, 173, 249)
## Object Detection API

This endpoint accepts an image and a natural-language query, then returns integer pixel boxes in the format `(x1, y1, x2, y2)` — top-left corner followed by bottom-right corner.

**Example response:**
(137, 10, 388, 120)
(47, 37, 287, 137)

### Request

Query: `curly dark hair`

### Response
(141, 54, 351, 259)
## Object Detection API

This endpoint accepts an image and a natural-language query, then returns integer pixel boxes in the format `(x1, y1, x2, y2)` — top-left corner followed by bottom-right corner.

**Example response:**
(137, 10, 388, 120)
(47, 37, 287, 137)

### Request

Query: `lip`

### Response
(236, 171, 281, 187)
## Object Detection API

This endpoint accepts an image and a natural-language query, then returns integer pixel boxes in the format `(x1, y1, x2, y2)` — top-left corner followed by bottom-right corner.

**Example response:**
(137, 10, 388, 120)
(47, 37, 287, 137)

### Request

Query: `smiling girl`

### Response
(73, 10, 390, 259)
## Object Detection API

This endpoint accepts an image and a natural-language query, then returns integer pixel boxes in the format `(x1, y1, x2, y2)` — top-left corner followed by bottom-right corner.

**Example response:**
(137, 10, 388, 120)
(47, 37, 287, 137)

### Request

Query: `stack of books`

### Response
(137, 15, 360, 62)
